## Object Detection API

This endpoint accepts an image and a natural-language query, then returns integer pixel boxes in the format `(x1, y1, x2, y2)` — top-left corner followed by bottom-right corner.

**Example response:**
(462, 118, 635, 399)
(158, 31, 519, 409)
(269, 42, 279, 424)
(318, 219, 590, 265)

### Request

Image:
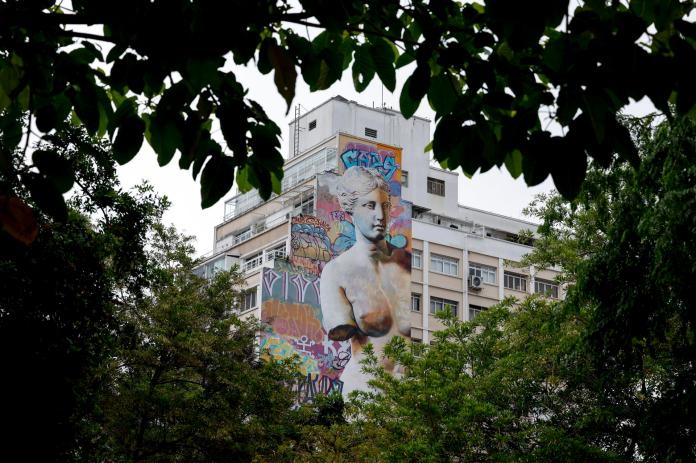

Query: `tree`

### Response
(0, 124, 168, 460)
(522, 114, 696, 461)
(2, 0, 696, 242)
(301, 115, 696, 462)
(91, 224, 300, 462)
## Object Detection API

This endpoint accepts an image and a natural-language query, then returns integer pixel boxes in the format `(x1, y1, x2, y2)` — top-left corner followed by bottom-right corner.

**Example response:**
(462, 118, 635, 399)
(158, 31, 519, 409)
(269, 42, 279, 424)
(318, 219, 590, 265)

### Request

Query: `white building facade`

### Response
(196, 96, 560, 344)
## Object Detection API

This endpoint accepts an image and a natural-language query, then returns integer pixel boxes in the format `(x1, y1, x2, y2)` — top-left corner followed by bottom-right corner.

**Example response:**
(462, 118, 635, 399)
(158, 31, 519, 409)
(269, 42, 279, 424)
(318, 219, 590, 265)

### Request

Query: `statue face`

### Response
(351, 188, 391, 242)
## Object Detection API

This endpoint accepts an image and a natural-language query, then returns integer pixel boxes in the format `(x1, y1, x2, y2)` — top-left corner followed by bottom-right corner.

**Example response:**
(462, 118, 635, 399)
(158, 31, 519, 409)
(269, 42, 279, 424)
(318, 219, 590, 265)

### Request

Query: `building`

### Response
(195, 95, 561, 345)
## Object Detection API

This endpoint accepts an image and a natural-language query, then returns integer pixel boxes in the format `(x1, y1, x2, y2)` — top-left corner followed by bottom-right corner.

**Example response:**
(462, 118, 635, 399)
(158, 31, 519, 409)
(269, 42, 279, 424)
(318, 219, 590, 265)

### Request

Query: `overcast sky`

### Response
(117, 61, 652, 256)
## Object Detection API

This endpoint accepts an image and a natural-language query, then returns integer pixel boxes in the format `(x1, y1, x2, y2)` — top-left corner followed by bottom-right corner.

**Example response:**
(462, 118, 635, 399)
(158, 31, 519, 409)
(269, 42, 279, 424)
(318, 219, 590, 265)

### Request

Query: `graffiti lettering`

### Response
(294, 373, 344, 403)
(340, 147, 398, 180)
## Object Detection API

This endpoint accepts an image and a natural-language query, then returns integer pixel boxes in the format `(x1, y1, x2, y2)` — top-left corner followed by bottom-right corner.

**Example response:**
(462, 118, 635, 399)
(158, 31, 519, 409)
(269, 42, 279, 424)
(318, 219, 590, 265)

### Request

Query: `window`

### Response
(504, 272, 527, 292)
(427, 177, 445, 196)
(365, 127, 378, 138)
(265, 243, 287, 261)
(294, 195, 314, 216)
(431, 253, 459, 276)
(411, 293, 421, 312)
(242, 252, 263, 272)
(535, 279, 559, 298)
(468, 304, 486, 320)
(469, 263, 496, 284)
(401, 170, 409, 187)
(241, 287, 257, 311)
(412, 249, 422, 269)
(308, 119, 317, 130)
(430, 296, 458, 316)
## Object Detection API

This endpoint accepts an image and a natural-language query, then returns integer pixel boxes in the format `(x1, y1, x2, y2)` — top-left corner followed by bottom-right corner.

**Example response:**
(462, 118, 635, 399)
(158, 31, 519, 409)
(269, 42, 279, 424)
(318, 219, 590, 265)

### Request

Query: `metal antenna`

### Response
(293, 104, 301, 157)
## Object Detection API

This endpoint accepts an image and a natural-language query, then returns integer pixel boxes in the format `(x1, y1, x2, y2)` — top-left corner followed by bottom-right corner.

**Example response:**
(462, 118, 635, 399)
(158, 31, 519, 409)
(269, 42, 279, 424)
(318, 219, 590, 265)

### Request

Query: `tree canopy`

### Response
(287, 115, 696, 462)
(2, 0, 696, 243)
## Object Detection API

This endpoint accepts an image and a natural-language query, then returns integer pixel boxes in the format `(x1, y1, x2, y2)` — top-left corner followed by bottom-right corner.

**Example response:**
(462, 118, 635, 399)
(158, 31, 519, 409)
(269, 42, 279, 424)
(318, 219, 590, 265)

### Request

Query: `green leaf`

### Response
(32, 149, 74, 193)
(504, 149, 523, 179)
(395, 51, 415, 69)
(71, 83, 100, 134)
(200, 155, 236, 208)
(369, 38, 396, 92)
(113, 114, 145, 165)
(147, 112, 182, 167)
(428, 72, 458, 116)
(352, 45, 375, 92)
(400, 66, 429, 119)
(267, 43, 297, 115)
(551, 142, 587, 200)
(24, 172, 68, 221)
(235, 165, 253, 193)
(270, 171, 282, 195)
(257, 39, 274, 75)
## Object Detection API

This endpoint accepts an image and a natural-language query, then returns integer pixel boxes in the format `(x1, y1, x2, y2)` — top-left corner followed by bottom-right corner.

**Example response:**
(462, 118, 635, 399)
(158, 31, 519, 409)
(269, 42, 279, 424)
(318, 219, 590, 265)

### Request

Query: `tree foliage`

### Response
(293, 115, 696, 462)
(0, 125, 168, 460)
(91, 225, 301, 462)
(2, 0, 696, 243)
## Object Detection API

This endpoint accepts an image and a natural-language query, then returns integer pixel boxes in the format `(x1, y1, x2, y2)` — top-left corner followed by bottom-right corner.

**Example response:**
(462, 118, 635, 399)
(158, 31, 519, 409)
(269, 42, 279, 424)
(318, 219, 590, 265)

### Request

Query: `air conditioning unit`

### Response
(468, 275, 483, 289)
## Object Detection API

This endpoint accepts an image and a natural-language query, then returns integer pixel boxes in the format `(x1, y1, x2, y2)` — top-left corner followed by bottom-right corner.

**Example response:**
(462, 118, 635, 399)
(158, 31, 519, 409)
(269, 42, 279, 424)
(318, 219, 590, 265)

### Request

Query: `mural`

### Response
(261, 134, 412, 398)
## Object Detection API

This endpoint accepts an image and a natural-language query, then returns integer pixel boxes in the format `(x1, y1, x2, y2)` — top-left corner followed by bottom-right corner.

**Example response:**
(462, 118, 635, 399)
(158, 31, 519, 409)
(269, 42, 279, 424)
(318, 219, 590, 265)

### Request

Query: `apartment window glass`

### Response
(242, 252, 263, 272)
(401, 171, 409, 187)
(412, 249, 422, 269)
(431, 253, 458, 275)
(241, 287, 257, 311)
(365, 127, 378, 138)
(427, 177, 445, 196)
(308, 119, 317, 130)
(504, 272, 527, 292)
(430, 297, 458, 316)
(469, 263, 496, 284)
(411, 293, 421, 312)
(535, 279, 559, 298)
(294, 195, 314, 216)
(469, 304, 486, 320)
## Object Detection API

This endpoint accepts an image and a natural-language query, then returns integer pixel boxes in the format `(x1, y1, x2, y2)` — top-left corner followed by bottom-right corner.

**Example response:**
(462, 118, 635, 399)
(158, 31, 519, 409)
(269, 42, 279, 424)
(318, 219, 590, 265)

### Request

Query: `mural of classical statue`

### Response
(320, 166, 411, 394)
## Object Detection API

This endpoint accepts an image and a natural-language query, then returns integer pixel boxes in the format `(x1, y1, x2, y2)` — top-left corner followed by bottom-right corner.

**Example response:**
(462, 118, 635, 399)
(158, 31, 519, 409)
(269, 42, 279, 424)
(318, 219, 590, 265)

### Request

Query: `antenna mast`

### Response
(293, 104, 301, 157)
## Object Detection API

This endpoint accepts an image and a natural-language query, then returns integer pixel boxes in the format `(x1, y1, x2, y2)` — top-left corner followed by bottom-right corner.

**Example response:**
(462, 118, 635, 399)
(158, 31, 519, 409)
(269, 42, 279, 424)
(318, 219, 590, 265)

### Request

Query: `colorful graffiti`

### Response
(260, 134, 412, 399)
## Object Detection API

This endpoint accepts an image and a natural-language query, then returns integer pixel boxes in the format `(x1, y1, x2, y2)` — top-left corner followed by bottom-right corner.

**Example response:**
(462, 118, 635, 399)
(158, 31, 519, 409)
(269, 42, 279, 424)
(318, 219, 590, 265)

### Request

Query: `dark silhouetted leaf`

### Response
(369, 38, 396, 92)
(200, 155, 235, 208)
(32, 149, 74, 193)
(113, 115, 145, 165)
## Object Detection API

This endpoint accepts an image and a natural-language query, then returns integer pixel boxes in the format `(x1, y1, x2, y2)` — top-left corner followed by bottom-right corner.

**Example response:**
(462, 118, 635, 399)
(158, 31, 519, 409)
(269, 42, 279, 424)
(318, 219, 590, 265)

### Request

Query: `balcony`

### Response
(223, 147, 337, 220)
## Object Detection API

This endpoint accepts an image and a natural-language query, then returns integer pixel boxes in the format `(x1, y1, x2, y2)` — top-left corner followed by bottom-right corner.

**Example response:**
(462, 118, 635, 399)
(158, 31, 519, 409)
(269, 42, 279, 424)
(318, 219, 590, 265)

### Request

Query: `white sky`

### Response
(117, 62, 654, 256)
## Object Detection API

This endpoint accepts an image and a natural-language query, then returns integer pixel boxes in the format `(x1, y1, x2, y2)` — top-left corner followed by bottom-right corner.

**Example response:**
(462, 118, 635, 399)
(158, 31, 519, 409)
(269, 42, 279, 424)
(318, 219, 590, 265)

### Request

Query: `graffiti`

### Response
(262, 269, 320, 305)
(290, 216, 332, 263)
(294, 373, 344, 403)
(261, 134, 412, 402)
(340, 145, 398, 180)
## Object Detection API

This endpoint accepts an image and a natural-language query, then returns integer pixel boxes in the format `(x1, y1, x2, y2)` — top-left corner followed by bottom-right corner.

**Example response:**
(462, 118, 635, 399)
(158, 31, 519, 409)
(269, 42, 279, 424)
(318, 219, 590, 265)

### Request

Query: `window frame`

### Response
(468, 304, 486, 320)
(412, 249, 422, 269)
(411, 293, 421, 312)
(534, 278, 559, 298)
(365, 127, 378, 138)
(241, 287, 258, 311)
(469, 263, 497, 284)
(431, 253, 459, 276)
(429, 296, 459, 317)
(401, 170, 409, 187)
(308, 119, 317, 130)
(427, 177, 445, 196)
(504, 272, 527, 292)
